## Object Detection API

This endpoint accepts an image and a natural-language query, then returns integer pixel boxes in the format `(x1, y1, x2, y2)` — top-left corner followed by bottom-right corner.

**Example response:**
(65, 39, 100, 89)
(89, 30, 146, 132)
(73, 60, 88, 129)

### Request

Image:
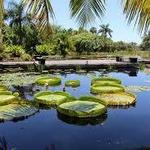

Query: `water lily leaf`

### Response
(126, 86, 150, 93)
(96, 92, 136, 106)
(65, 80, 80, 87)
(91, 77, 122, 85)
(0, 102, 38, 122)
(0, 85, 7, 91)
(57, 101, 107, 118)
(0, 91, 17, 106)
(34, 91, 76, 107)
(79, 96, 106, 106)
(91, 84, 125, 94)
(35, 77, 61, 86)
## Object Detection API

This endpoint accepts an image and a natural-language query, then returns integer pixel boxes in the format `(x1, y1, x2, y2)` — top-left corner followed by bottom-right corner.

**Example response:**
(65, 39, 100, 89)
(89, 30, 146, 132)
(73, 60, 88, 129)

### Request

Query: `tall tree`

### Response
(0, 0, 4, 52)
(90, 27, 97, 34)
(98, 24, 113, 38)
(7, 1, 30, 45)
(140, 31, 150, 50)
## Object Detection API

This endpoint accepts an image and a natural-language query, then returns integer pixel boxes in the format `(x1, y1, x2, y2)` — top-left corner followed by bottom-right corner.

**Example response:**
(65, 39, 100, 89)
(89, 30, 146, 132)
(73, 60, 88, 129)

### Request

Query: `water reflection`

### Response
(108, 103, 136, 109)
(57, 112, 107, 126)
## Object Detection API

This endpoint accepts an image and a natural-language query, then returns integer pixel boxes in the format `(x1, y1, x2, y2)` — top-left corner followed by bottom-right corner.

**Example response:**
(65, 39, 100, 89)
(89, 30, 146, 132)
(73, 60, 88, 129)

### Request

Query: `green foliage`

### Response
(57, 100, 107, 118)
(91, 77, 122, 85)
(91, 84, 125, 94)
(21, 53, 32, 61)
(140, 31, 150, 51)
(69, 32, 114, 55)
(96, 92, 136, 106)
(4, 44, 25, 57)
(79, 96, 106, 106)
(0, 102, 38, 122)
(36, 44, 56, 55)
(35, 76, 61, 86)
(65, 80, 80, 87)
(34, 91, 76, 107)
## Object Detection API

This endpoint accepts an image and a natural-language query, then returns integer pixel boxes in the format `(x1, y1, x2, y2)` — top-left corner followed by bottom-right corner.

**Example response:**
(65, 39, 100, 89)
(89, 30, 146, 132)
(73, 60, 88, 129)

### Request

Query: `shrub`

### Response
(4, 45, 25, 57)
(36, 44, 56, 55)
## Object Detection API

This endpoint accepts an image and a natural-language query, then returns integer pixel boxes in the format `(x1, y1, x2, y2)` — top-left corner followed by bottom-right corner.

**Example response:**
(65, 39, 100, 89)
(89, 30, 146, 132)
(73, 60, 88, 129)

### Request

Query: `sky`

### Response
(51, 0, 142, 43)
(5, 0, 142, 43)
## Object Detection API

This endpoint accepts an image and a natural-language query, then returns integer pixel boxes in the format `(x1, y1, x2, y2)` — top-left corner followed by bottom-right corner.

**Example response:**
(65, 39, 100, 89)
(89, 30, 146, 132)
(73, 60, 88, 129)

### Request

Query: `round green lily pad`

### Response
(57, 101, 106, 118)
(91, 77, 122, 85)
(35, 76, 61, 86)
(91, 84, 125, 94)
(0, 102, 38, 122)
(0, 91, 16, 106)
(34, 91, 75, 106)
(96, 92, 136, 106)
(0, 85, 7, 91)
(79, 96, 106, 106)
(65, 80, 80, 87)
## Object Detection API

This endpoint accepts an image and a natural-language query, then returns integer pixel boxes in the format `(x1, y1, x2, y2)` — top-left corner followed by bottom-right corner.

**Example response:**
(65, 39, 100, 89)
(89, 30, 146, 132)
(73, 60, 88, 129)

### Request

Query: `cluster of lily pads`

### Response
(34, 76, 136, 118)
(0, 75, 137, 122)
(0, 85, 38, 122)
(90, 77, 136, 106)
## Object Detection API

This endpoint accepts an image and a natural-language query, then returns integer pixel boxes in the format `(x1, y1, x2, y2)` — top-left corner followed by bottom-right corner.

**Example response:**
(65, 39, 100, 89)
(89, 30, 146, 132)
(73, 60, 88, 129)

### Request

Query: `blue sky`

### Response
(51, 0, 142, 43)
(5, 0, 142, 43)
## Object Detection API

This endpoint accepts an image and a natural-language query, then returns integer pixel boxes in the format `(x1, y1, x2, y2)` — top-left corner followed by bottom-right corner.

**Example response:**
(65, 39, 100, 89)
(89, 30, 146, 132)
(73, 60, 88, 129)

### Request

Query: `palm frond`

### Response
(70, 0, 106, 27)
(22, 0, 55, 33)
(123, 0, 150, 34)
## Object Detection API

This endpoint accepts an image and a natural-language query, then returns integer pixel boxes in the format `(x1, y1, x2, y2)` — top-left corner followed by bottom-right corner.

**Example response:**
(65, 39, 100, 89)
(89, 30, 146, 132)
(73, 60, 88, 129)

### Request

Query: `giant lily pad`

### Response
(0, 101, 38, 122)
(126, 86, 150, 93)
(65, 80, 80, 87)
(0, 85, 7, 91)
(91, 77, 122, 85)
(35, 77, 61, 86)
(34, 91, 75, 106)
(57, 101, 106, 118)
(96, 92, 136, 106)
(0, 91, 16, 106)
(79, 96, 106, 106)
(91, 84, 125, 94)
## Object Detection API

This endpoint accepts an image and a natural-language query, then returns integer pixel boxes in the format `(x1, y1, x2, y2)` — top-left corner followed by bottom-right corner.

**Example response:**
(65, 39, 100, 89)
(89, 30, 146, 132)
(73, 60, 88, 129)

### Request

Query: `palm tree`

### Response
(123, 0, 150, 34)
(7, 1, 32, 45)
(98, 24, 113, 38)
(90, 27, 97, 34)
(1, 0, 150, 52)
(22, 0, 106, 31)
(0, 0, 4, 52)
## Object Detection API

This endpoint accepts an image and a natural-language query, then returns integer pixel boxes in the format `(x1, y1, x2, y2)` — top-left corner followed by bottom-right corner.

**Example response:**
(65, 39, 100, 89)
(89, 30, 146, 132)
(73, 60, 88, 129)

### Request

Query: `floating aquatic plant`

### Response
(0, 91, 17, 106)
(0, 72, 42, 87)
(0, 85, 7, 91)
(96, 92, 136, 106)
(57, 101, 106, 118)
(126, 86, 150, 93)
(91, 77, 122, 85)
(35, 77, 61, 86)
(79, 96, 106, 106)
(0, 99, 38, 122)
(65, 80, 80, 87)
(34, 91, 76, 107)
(91, 84, 125, 94)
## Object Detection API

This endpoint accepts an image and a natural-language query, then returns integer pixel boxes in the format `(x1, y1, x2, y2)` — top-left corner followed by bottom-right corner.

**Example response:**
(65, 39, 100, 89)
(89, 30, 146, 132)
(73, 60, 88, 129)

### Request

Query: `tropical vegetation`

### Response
(0, 0, 150, 61)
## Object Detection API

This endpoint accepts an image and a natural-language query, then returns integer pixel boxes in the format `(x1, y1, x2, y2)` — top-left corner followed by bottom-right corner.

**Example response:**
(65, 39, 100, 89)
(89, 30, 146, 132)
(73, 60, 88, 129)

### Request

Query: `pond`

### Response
(0, 69, 150, 150)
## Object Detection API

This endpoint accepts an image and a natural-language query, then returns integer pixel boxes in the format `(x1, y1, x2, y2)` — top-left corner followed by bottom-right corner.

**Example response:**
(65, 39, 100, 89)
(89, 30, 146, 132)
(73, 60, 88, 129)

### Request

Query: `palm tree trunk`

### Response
(0, 0, 4, 53)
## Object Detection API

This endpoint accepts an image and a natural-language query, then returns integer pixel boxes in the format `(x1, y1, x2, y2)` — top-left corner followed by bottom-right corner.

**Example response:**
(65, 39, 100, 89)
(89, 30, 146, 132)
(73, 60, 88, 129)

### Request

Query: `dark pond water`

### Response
(0, 70, 150, 150)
